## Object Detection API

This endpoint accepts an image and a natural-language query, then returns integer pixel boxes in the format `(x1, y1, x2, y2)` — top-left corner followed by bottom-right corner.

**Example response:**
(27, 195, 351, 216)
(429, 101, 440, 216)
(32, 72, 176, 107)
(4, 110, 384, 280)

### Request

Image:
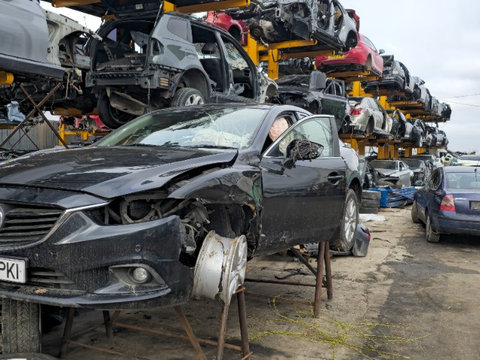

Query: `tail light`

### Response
(440, 194, 455, 212)
(350, 107, 362, 116)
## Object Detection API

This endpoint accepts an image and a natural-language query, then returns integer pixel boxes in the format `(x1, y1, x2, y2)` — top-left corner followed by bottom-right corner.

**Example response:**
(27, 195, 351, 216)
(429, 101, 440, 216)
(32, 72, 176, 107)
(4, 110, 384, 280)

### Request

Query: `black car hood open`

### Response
(0, 146, 237, 199)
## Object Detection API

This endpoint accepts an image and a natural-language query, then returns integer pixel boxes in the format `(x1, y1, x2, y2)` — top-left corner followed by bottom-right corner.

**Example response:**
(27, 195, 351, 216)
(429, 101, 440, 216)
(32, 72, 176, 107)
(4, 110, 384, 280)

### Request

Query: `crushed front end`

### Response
(0, 188, 193, 309)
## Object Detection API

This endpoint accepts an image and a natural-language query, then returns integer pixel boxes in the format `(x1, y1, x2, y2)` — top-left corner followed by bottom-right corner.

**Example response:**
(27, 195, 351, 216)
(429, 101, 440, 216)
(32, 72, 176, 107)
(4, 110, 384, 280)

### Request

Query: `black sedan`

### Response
(412, 166, 480, 242)
(0, 104, 361, 351)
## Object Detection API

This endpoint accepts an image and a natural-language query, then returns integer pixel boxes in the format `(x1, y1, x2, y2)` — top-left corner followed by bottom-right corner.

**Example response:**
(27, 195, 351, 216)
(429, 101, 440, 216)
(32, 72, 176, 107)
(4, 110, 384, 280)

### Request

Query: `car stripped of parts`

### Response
(0, 10, 96, 117)
(369, 159, 413, 187)
(86, 12, 264, 128)
(277, 71, 349, 132)
(0, 104, 361, 352)
(227, 0, 357, 51)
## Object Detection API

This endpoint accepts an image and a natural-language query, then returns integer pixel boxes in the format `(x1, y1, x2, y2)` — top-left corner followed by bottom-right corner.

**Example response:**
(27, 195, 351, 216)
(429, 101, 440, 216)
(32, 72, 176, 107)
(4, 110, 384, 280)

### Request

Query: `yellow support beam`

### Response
(0, 71, 14, 85)
(348, 81, 371, 97)
(268, 49, 279, 80)
(164, 1, 176, 12)
(174, 0, 250, 13)
(377, 144, 389, 159)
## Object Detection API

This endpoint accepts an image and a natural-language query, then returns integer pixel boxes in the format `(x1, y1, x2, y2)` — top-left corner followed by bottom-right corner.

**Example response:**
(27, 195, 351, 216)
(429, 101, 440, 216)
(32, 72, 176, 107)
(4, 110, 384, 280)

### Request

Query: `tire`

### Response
(425, 213, 440, 243)
(411, 199, 420, 223)
(362, 198, 379, 208)
(362, 190, 381, 201)
(97, 91, 136, 129)
(360, 206, 378, 214)
(2, 298, 41, 353)
(171, 87, 205, 107)
(331, 189, 359, 252)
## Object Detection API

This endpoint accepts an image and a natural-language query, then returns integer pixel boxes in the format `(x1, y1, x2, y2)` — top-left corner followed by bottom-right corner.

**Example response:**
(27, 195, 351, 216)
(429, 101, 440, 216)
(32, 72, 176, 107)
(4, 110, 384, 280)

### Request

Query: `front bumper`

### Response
(0, 209, 193, 309)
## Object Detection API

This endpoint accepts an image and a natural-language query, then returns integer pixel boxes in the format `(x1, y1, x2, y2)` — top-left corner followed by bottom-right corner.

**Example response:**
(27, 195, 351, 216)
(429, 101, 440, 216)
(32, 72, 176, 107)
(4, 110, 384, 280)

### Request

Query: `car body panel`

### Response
(348, 96, 387, 134)
(369, 159, 413, 186)
(0, 0, 64, 80)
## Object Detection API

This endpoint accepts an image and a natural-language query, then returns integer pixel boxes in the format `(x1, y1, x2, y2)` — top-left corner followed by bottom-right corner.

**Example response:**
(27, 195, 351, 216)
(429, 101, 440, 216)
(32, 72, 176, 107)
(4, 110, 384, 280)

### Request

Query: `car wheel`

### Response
(171, 87, 205, 107)
(2, 298, 41, 353)
(331, 189, 359, 252)
(97, 91, 136, 129)
(411, 199, 420, 223)
(426, 213, 440, 243)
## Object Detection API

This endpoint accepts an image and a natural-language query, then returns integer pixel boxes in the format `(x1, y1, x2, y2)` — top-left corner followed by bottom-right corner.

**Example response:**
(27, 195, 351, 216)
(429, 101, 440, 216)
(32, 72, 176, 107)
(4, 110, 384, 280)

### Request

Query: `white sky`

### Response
(40, 1, 480, 153)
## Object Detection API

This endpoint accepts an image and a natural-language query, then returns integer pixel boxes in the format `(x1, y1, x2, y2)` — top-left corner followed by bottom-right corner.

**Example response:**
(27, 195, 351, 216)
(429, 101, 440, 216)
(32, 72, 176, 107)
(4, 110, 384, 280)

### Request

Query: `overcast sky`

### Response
(41, 1, 479, 153)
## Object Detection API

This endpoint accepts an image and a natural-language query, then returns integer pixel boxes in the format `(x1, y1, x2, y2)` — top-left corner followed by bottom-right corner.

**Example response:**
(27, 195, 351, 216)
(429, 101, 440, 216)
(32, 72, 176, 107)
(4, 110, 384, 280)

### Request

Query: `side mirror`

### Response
(283, 139, 324, 168)
(379, 49, 385, 55)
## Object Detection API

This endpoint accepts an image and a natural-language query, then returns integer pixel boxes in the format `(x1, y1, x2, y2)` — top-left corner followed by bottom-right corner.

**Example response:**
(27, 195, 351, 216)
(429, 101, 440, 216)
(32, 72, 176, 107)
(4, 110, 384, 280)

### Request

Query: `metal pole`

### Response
(236, 289, 250, 357)
(216, 301, 230, 360)
(324, 240, 333, 300)
(314, 241, 326, 318)
(102, 310, 114, 339)
(174, 306, 207, 360)
(58, 307, 75, 358)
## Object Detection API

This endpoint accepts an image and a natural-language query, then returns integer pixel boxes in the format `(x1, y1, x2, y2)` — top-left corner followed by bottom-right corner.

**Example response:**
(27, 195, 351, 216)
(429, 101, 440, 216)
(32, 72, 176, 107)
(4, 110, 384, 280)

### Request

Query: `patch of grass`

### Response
(247, 299, 429, 359)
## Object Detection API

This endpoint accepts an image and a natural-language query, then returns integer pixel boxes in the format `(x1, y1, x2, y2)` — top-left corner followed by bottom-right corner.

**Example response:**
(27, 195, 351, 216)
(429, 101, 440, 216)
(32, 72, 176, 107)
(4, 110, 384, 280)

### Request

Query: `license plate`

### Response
(327, 54, 345, 59)
(471, 201, 480, 210)
(0, 257, 27, 283)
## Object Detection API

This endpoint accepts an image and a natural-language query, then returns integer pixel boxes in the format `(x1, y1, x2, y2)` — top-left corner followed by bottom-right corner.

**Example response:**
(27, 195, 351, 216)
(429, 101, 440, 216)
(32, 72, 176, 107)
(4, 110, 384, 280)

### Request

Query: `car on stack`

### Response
(315, 33, 384, 77)
(347, 97, 389, 136)
(277, 71, 349, 132)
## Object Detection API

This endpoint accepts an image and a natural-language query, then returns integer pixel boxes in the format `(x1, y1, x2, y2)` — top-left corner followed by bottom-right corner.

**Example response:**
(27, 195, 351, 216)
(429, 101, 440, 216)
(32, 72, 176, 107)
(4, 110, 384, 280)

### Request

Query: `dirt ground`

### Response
(40, 206, 480, 360)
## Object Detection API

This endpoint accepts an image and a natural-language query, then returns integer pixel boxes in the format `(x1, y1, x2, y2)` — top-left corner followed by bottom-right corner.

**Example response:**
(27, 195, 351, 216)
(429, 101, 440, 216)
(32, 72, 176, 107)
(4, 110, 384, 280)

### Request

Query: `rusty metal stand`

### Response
(57, 288, 251, 359)
(0, 82, 69, 150)
(245, 240, 333, 318)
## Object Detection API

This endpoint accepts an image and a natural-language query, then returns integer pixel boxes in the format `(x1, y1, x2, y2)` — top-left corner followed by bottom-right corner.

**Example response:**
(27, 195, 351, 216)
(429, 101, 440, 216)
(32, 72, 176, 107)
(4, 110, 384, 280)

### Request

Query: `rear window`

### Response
(446, 172, 480, 190)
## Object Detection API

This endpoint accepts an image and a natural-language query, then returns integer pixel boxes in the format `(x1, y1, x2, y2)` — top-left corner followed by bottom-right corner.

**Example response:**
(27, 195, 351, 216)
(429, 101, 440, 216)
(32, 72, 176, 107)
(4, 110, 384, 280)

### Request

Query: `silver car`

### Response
(348, 97, 388, 135)
(369, 159, 413, 187)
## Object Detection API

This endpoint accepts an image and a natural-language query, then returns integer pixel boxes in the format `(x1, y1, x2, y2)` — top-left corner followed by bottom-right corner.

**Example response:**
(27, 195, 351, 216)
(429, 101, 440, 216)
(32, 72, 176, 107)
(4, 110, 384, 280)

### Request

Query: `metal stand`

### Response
(58, 288, 251, 359)
(245, 240, 333, 318)
(0, 83, 69, 149)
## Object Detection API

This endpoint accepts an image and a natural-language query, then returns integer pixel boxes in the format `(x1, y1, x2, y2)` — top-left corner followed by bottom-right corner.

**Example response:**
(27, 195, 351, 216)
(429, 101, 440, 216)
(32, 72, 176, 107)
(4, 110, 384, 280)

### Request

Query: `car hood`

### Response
(0, 146, 237, 199)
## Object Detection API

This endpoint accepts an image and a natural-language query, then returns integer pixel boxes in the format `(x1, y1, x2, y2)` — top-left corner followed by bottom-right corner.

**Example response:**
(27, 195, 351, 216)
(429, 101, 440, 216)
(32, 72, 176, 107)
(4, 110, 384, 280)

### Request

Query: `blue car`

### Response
(411, 166, 480, 242)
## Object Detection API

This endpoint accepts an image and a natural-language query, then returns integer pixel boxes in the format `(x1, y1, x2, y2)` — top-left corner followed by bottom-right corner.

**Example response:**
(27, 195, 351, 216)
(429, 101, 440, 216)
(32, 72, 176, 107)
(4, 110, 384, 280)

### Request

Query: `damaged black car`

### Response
(0, 104, 360, 352)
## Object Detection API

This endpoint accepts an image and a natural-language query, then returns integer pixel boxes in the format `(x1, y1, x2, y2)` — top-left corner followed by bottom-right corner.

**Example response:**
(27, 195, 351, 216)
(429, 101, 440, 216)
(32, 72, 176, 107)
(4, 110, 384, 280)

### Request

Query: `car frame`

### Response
(0, 103, 361, 352)
(347, 96, 389, 136)
(85, 12, 263, 128)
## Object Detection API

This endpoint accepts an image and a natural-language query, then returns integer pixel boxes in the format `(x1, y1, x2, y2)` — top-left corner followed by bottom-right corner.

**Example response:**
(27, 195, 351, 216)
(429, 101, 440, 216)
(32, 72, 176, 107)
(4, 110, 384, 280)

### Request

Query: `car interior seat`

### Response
(200, 43, 224, 91)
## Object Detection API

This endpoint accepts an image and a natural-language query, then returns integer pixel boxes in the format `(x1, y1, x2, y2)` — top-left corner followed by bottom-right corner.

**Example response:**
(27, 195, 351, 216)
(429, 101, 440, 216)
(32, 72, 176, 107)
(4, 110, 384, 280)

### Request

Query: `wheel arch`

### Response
(173, 69, 210, 100)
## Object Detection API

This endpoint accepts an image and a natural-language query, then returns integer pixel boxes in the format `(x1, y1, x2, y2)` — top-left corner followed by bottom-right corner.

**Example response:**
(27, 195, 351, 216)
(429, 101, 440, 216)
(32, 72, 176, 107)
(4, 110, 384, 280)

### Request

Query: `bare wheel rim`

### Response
(344, 197, 357, 243)
(185, 94, 204, 106)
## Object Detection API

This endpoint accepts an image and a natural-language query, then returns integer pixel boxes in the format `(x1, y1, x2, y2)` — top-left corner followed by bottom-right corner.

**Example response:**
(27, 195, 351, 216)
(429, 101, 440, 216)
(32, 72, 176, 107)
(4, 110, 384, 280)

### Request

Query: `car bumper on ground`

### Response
(0, 211, 193, 309)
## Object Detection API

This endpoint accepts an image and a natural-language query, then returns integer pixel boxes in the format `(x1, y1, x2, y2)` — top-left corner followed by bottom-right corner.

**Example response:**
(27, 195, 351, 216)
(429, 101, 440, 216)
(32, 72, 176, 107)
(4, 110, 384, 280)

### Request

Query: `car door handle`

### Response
(327, 173, 344, 183)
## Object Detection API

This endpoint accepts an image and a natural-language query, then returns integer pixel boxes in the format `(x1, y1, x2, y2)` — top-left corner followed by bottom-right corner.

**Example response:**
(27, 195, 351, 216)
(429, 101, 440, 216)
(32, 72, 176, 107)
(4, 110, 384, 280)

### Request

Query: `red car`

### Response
(205, 11, 247, 46)
(315, 34, 384, 77)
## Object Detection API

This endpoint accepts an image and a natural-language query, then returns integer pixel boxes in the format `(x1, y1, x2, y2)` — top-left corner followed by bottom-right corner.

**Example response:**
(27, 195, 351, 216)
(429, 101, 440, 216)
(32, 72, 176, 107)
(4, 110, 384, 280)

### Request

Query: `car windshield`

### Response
(96, 107, 269, 149)
(402, 159, 423, 169)
(370, 160, 398, 170)
(446, 172, 480, 190)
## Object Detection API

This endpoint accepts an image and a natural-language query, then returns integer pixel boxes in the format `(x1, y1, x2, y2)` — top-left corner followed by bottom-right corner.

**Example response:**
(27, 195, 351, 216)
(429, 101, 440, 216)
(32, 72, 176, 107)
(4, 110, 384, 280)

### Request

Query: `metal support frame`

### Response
(58, 288, 251, 360)
(245, 241, 332, 318)
(326, 70, 378, 83)
(0, 82, 69, 150)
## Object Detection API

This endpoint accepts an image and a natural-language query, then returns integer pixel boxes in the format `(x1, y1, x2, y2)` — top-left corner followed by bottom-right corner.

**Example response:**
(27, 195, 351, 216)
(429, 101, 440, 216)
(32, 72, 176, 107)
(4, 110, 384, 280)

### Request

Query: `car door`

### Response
(216, 33, 259, 102)
(416, 168, 442, 221)
(258, 115, 346, 255)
